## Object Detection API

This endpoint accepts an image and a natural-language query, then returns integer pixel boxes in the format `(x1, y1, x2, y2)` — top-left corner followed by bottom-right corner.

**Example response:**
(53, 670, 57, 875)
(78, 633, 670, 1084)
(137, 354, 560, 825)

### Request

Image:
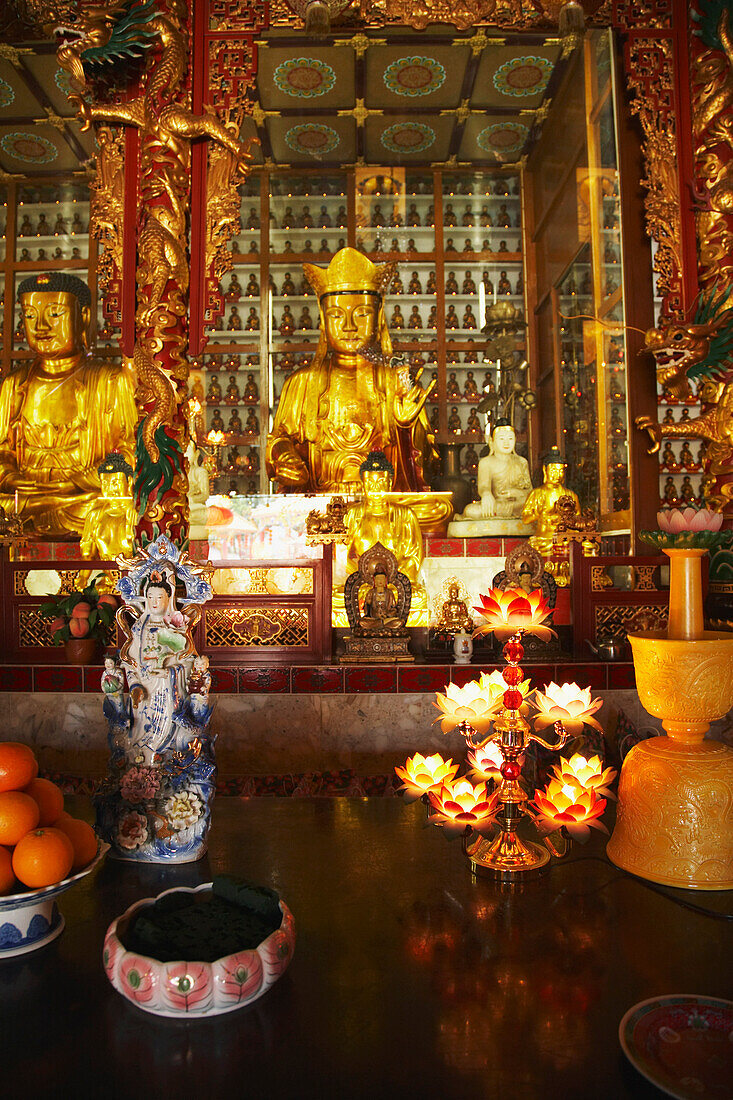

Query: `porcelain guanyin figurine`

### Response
(95, 536, 215, 864)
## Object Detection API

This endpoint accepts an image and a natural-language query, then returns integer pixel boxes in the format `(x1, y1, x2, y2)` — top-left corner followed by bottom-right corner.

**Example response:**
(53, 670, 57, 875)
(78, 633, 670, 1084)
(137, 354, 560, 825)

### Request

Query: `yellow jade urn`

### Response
(607, 546, 733, 890)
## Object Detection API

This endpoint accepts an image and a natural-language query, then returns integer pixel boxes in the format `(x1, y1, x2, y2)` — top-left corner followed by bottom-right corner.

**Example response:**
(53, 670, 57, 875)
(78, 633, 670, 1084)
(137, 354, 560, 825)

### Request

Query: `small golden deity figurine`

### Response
(245, 307, 259, 331)
(390, 304, 405, 330)
(390, 271, 404, 295)
(445, 271, 459, 295)
(211, 409, 225, 431)
(498, 271, 512, 296)
(359, 570, 405, 633)
(243, 273, 258, 297)
(407, 203, 420, 227)
(225, 375, 240, 403)
(427, 306, 437, 330)
(227, 306, 242, 331)
(247, 446, 260, 474)
(282, 239, 293, 254)
(54, 213, 67, 235)
(280, 272, 295, 296)
(345, 451, 424, 590)
(373, 204, 385, 228)
(679, 475, 695, 503)
(464, 343, 478, 365)
(464, 371, 479, 400)
(246, 408, 259, 434)
(319, 205, 332, 228)
(37, 213, 51, 236)
(279, 305, 294, 335)
(462, 271, 476, 295)
(462, 205, 475, 227)
(447, 372, 461, 399)
(521, 447, 581, 557)
(661, 441, 679, 471)
(389, 239, 400, 254)
(19, 214, 32, 236)
(466, 409, 482, 436)
(445, 304, 459, 329)
(0, 274, 136, 537)
(225, 273, 242, 302)
(697, 440, 708, 466)
(498, 240, 509, 254)
(37, 248, 48, 262)
(80, 452, 137, 560)
(663, 408, 676, 425)
(444, 203, 457, 228)
(227, 409, 243, 434)
(408, 271, 422, 295)
(336, 205, 347, 228)
(207, 375, 222, 401)
(446, 341, 460, 364)
(448, 407, 462, 433)
(54, 247, 64, 259)
(436, 582, 474, 634)
(303, 240, 314, 254)
(463, 239, 473, 253)
(480, 206, 493, 227)
(515, 271, 524, 295)
(445, 237, 457, 252)
(266, 248, 436, 494)
(426, 270, 437, 295)
(426, 204, 435, 227)
(680, 407, 692, 423)
(483, 272, 494, 296)
(662, 476, 678, 505)
(497, 204, 511, 228)
(71, 212, 84, 234)
(244, 373, 259, 403)
(430, 405, 440, 431)
(246, 207, 259, 230)
(301, 206, 314, 230)
(464, 443, 478, 474)
(462, 305, 477, 330)
(408, 305, 423, 330)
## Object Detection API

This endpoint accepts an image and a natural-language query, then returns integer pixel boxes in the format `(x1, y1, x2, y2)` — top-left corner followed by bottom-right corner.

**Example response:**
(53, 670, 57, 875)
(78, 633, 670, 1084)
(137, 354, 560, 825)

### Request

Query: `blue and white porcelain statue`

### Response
(95, 536, 216, 864)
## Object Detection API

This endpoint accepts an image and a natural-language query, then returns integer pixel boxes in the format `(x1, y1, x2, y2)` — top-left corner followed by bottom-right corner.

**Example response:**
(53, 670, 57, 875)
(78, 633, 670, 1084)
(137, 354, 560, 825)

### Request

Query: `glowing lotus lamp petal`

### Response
(530, 777, 608, 840)
(656, 507, 723, 533)
(434, 679, 502, 736)
(394, 752, 460, 802)
(552, 753, 617, 797)
(533, 681, 603, 734)
(467, 740, 519, 782)
(473, 586, 556, 642)
(427, 778, 500, 838)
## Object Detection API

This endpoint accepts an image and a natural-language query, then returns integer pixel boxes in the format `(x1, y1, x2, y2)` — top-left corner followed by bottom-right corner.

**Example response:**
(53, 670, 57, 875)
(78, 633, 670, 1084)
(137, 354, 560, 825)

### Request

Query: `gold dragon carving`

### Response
(89, 124, 125, 298)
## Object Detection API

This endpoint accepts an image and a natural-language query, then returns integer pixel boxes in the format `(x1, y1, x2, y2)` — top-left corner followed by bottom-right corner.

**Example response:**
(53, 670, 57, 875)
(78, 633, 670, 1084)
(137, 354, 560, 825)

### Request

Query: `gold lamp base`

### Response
(466, 830, 550, 881)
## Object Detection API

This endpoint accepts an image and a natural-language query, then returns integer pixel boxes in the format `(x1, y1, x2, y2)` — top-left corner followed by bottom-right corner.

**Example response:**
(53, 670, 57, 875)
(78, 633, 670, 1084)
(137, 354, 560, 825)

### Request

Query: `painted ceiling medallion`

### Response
(0, 78, 15, 109)
(285, 123, 340, 156)
(477, 122, 529, 158)
(493, 55, 553, 98)
(381, 122, 436, 154)
(274, 57, 336, 98)
(383, 56, 446, 97)
(0, 131, 58, 165)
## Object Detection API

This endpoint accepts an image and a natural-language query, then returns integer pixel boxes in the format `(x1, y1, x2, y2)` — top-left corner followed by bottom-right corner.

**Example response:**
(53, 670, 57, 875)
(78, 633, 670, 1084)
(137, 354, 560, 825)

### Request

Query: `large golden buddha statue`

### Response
(0, 274, 136, 538)
(345, 452, 424, 585)
(266, 248, 437, 494)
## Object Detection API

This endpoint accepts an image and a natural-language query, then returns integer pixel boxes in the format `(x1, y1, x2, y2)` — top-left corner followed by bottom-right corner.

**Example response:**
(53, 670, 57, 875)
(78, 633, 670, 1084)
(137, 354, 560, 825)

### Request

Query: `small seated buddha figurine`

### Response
(436, 582, 474, 635)
(521, 446, 581, 557)
(80, 452, 137, 560)
(319, 239, 330, 255)
(445, 237, 457, 252)
(71, 212, 84, 234)
(227, 409, 243, 435)
(390, 271, 404, 295)
(462, 205, 475, 227)
(430, 405, 440, 431)
(19, 214, 32, 236)
(337, 205, 347, 227)
(227, 306, 242, 331)
(445, 304, 459, 329)
(389, 238, 400, 254)
(303, 239, 314, 254)
(463, 443, 479, 474)
(498, 240, 509, 254)
(282, 239, 293, 254)
(246, 207, 260, 230)
(37, 248, 48, 261)
(244, 306, 259, 331)
(463, 239, 473, 253)
(515, 271, 524, 295)
(426, 270, 437, 295)
(207, 375, 222, 401)
(337, 237, 346, 250)
(211, 409, 225, 431)
(464, 371, 479, 400)
(225, 375, 241, 403)
(462, 271, 477, 295)
(497, 204, 511, 228)
(679, 441, 697, 469)
(371, 237, 384, 255)
(446, 341, 460, 365)
(444, 203, 457, 227)
(301, 206, 314, 229)
(447, 372, 461, 399)
(662, 476, 678, 505)
(278, 346, 295, 373)
(464, 343, 478, 364)
(408, 305, 423, 330)
(462, 305, 477, 330)
(679, 475, 696, 504)
(610, 408, 626, 438)
(280, 272, 296, 296)
(279, 305, 294, 335)
(495, 179, 510, 196)
(448, 407, 462, 433)
(37, 213, 51, 236)
(225, 273, 242, 302)
(246, 408, 260, 434)
(661, 441, 679, 471)
(466, 408, 482, 436)
(427, 306, 437, 330)
(498, 270, 512, 296)
(426, 204, 435, 227)
(680, 407, 692, 423)
(226, 446, 242, 470)
(388, 206, 402, 228)
(53, 213, 67, 235)
(480, 205, 493, 227)
(604, 241, 618, 263)
(319, 205, 332, 228)
(246, 446, 260, 474)
(373, 204, 385, 228)
(663, 408, 676, 425)
(483, 272, 495, 296)
(297, 304, 314, 330)
(54, 247, 64, 259)
(407, 203, 420, 227)
(445, 271, 459, 295)
(390, 304, 405, 330)
(408, 271, 422, 295)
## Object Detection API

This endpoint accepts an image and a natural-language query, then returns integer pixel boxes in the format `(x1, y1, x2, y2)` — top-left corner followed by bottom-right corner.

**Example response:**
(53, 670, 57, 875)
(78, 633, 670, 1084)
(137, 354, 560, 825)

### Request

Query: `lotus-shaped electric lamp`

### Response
(533, 682, 602, 734)
(473, 587, 556, 642)
(551, 753, 616, 797)
(394, 753, 460, 802)
(530, 778, 608, 840)
(434, 680, 502, 736)
(642, 507, 731, 552)
(468, 740, 522, 782)
(428, 778, 500, 838)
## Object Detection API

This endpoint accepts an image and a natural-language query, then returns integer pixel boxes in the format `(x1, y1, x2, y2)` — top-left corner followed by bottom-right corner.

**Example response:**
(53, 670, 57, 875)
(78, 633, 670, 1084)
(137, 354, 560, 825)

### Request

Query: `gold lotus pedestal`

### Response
(607, 547, 733, 890)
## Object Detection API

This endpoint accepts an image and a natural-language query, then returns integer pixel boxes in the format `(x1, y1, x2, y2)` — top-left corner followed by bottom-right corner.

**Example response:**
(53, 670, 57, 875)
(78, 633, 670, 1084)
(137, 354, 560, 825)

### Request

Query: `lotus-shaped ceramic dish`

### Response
(0, 841, 108, 959)
(104, 882, 296, 1018)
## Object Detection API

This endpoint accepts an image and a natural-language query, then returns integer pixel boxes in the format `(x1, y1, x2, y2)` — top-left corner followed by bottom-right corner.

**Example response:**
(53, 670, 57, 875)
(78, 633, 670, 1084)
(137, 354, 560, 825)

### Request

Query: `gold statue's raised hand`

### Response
(394, 368, 435, 427)
(635, 415, 662, 454)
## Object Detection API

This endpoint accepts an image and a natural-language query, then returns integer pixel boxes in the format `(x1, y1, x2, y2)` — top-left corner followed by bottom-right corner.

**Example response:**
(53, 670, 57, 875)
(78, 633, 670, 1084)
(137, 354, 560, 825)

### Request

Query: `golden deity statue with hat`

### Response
(0, 273, 136, 538)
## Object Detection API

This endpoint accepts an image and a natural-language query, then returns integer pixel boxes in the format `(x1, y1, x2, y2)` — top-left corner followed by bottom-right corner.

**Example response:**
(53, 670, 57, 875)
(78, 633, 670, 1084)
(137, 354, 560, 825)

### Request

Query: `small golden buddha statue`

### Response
(448, 407, 462, 433)
(227, 306, 242, 331)
(266, 248, 436, 494)
(462, 271, 476, 295)
(79, 451, 137, 560)
(246, 408, 259, 434)
(390, 305, 405, 330)
(462, 305, 477, 330)
(211, 409, 225, 432)
(297, 305, 313, 330)
(390, 272, 404, 295)
(462, 205, 475, 227)
(245, 307, 259, 331)
(279, 305, 295, 335)
(280, 272, 295, 296)
(0, 273, 136, 537)
(227, 409, 243, 434)
(483, 273, 494, 296)
(226, 375, 241, 402)
(679, 441, 697, 469)
(662, 476, 678, 505)
(445, 304, 459, 329)
(408, 305, 423, 330)
(498, 271, 512, 296)
(444, 203, 457, 227)
(463, 371, 478, 400)
(427, 306, 437, 330)
(497, 204, 511, 228)
(359, 570, 405, 634)
(245, 273, 259, 297)
(426, 271, 437, 295)
(445, 271, 458, 295)
(521, 447, 582, 557)
(480, 206, 492, 227)
(466, 409, 482, 435)
(447, 372, 461, 399)
(225, 274, 242, 302)
(345, 451, 424, 592)
(661, 441, 679, 471)
(207, 375, 222, 401)
(243, 373, 259, 403)
(408, 271, 422, 295)
(436, 582, 473, 634)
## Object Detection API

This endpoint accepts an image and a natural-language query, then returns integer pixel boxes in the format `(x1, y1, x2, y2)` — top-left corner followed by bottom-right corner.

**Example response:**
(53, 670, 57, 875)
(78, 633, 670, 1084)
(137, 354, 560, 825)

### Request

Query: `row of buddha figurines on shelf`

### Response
(16, 212, 86, 236)
(660, 439, 709, 471)
(222, 295, 520, 334)
(192, 345, 495, 377)
(225, 268, 520, 301)
(240, 200, 519, 232)
(15, 245, 85, 262)
(662, 474, 709, 507)
(268, 177, 521, 197)
(203, 373, 259, 403)
(229, 236, 520, 257)
(218, 446, 260, 476)
(207, 407, 260, 434)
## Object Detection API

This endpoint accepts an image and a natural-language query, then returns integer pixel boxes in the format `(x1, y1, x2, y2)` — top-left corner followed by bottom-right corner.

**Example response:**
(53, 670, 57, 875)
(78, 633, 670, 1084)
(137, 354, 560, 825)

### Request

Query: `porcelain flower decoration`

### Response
(395, 753, 460, 802)
(473, 587, 556, 642)
(552, 753, 617, 797)
(428, 777, 500, 838)
(434, 679, 503, 736)
(533, 682, 602, 734)
(530, 778, 608, 840)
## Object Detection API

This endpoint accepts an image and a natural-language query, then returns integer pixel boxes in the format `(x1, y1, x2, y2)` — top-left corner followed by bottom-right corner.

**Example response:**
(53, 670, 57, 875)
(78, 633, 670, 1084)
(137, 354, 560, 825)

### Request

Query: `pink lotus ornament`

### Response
(427, 777, 500, 838)
(552, 753, 617, 797)
(434, 680, 503, 736)
(656, 507, 723, 533)
(533, 682, 603, 734)
(530, 777, 608, 840)
(473, 587, 557, 642)
(394, 753, 460, 802)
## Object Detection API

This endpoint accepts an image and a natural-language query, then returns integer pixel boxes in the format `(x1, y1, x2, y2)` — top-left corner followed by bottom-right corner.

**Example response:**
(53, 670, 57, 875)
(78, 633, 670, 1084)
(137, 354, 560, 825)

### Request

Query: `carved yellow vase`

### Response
(607, 550, 733, 889)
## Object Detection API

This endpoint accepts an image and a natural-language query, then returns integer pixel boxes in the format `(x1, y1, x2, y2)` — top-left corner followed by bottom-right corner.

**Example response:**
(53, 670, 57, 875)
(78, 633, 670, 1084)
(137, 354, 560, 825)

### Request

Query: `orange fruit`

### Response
(0, 846, 16, 895)
(0, 742, 38, 793)
(24, 777, 65, 827)
(54, 814, 98, 870)
(0, 791, 40, 845)
(12, 828, 74, 889)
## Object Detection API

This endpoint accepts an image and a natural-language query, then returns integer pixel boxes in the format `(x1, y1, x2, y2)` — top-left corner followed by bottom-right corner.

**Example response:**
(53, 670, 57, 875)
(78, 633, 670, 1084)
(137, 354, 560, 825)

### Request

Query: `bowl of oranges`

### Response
(0, 741, 107, 958)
